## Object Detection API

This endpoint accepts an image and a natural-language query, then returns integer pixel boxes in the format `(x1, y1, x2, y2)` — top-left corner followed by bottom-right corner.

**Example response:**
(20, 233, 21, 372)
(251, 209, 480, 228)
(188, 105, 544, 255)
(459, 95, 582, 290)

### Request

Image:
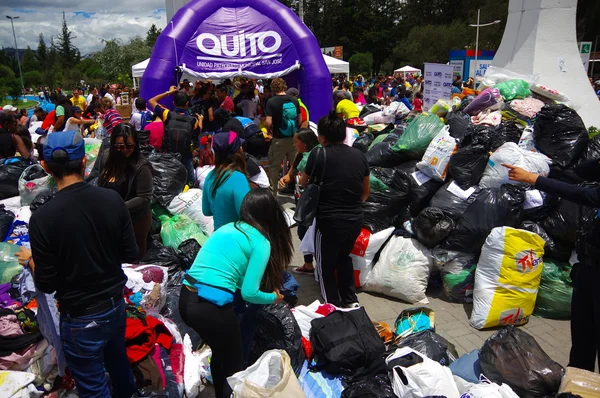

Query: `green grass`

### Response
(0, 98, 38, 110)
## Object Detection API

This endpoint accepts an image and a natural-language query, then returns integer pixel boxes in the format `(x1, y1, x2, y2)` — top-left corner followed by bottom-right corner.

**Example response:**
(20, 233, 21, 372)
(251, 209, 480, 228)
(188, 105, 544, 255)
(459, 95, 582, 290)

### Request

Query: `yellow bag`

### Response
(471, 227, 545, 329)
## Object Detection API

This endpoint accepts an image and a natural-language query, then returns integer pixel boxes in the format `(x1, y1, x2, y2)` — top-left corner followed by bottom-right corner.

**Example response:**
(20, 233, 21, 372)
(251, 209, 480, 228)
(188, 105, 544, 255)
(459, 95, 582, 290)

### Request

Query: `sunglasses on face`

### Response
(114, 143, 135, 150)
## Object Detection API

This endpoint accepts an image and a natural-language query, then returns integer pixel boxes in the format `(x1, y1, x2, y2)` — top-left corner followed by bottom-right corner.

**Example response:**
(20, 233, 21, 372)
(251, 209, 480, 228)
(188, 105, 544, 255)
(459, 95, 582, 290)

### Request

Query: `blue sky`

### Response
(0, 2, 167, 54)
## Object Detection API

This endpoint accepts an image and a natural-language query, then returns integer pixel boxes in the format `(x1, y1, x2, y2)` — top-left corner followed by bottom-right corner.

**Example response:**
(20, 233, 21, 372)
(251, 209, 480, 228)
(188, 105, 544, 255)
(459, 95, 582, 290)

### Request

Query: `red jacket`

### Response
(125, 315, 173, 364)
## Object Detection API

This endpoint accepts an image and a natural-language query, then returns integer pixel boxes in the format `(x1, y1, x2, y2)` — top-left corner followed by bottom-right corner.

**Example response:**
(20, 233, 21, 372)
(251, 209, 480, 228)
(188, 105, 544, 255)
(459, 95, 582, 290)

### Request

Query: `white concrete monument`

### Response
(493, 0, 600, 128)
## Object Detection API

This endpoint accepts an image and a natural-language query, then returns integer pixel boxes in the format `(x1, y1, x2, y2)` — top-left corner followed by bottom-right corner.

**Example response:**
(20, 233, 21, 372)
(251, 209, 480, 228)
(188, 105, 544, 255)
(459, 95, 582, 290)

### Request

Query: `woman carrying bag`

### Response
(298, 110, 370, 308)
(179, 189, 293, 398)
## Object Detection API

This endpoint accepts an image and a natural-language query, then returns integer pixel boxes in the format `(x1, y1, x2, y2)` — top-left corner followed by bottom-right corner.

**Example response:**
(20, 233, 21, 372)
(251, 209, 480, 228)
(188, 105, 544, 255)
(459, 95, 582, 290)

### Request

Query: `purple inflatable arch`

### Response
(140, 0, 332, 122)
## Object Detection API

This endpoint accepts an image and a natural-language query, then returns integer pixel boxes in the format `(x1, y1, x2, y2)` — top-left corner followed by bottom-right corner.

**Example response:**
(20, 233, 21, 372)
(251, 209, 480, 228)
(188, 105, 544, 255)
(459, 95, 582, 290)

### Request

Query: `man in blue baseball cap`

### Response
(26, 130, 138, 397)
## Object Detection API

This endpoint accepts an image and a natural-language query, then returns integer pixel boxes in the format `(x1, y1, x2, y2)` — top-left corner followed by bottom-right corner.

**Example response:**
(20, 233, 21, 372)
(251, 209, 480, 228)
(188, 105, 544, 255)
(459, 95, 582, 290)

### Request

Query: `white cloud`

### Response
(0, 3, 166, 54)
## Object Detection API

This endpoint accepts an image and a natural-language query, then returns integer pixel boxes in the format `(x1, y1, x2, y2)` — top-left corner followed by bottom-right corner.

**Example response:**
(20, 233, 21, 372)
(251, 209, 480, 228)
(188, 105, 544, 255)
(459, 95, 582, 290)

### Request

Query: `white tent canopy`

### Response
(394, 65, 422, 74)
(132, 54, 349, 87)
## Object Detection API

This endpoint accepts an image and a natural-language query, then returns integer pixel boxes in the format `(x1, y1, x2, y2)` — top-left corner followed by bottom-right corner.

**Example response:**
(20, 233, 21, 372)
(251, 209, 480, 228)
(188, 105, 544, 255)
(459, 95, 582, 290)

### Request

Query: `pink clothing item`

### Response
(471, 110, 503, 126)
(150, 344, 166, 390)
(316, 304, 337, 316)
(0, 314, 24, 337)
(356, 93, 366, 105)
(169, 343, 184, 384)
(0, 338, 48, 371)
(510, 98, 545, 119)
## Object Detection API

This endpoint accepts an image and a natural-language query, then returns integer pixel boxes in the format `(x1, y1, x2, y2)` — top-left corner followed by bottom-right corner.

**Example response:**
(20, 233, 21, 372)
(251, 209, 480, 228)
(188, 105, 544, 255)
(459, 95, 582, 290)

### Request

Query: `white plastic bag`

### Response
(167, 189, 214, 236)
(479, 142, 551, 189)
(195, 166, 214, 189)
(18, 164, 54, 206)
(183, 334, 210, 398)
(363, 111, 395, 125)
(299, 219, 316, 255)
(417, 126, 456, 181)
(470, 227, 545, 329)
(363, 235, 432, 304)
(387, 347, 459, 398)
(384, 101, 410, 118)
(349, 227, 394, 287)
(227, 350, 304, 398)
(291, 300, 324, 340)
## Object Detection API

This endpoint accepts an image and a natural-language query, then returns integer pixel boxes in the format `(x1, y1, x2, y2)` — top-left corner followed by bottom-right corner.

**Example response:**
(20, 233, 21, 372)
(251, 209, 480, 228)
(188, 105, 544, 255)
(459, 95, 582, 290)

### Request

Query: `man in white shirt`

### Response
(129, 98, 152, 131)
(104, 85, 117, 107)
(256, 79, 264, 94)
(87, 87, 98, 106)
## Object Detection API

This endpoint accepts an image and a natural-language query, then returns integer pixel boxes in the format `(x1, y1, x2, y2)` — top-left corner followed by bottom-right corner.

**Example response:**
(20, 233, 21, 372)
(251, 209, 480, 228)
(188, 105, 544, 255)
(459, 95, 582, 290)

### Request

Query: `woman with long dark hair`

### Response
(202, 131, 250, 231)
(88, 123, 153, 259)
(180, 188, 292, 398)
(300, 110, 370, 308)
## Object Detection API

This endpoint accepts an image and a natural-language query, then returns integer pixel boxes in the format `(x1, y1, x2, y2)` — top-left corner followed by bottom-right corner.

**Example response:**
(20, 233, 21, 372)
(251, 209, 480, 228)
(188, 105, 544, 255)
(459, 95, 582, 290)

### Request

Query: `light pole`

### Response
(6, 15, 25, 102)
(469, 9, 501, 79)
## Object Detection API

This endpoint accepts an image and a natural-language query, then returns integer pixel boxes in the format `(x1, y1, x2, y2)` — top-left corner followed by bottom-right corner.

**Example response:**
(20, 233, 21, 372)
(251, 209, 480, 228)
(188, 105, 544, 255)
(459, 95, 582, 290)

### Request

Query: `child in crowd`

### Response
(278, 128, 320, 274)
(413, 92, 423, 113)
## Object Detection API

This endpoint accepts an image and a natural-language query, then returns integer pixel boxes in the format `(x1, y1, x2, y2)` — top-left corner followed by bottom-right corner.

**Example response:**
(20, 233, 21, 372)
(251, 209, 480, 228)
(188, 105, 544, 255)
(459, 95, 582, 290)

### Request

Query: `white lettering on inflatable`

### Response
(220, 35, 239, 57)
(196, 31, 282, 57)
(196, 33, 221, 56)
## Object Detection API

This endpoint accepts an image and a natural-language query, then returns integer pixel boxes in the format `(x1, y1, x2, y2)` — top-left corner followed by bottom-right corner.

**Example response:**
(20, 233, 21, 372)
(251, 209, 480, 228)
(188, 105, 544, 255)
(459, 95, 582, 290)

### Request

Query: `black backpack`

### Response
(310, 307, 385, 376)
(163, 112, 194, 155)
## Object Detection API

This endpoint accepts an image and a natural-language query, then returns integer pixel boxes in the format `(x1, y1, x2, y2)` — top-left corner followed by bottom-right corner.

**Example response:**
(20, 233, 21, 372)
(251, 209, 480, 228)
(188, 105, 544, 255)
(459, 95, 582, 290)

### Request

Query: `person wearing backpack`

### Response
(265, 78, 301, 195)
(129, 97, 153, 131)
(149, 86, 203, 185)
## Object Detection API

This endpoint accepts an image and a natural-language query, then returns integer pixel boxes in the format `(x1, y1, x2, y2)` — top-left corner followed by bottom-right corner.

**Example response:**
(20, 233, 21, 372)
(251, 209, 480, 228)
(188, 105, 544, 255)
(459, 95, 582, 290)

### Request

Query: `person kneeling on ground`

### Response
(179, 189, 292, 398)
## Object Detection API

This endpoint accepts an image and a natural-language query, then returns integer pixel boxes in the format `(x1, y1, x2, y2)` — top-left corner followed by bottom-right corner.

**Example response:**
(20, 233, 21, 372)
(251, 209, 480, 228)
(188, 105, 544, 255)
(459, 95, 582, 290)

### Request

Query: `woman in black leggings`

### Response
(300, 111, 370, 308)
(179, 189, 294, 397)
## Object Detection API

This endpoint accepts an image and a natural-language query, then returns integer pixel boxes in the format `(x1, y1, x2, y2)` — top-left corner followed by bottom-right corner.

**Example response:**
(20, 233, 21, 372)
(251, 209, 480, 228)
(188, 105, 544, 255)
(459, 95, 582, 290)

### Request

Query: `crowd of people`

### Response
(2, 71, 600, 397)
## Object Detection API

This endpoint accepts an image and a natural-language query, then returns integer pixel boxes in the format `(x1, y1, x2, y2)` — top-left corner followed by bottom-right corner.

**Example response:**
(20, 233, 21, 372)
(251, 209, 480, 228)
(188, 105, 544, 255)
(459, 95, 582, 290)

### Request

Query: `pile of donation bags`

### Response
(227, 302, 592, 397)
(325, 66, 594, 325)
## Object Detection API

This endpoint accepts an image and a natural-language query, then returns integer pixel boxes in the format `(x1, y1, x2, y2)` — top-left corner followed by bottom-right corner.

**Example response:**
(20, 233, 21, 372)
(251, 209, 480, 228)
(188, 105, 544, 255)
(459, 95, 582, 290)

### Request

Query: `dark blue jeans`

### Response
(182, 156, 196, 187)
(232, 291, 263, 366)
(60, 299, 135, 398)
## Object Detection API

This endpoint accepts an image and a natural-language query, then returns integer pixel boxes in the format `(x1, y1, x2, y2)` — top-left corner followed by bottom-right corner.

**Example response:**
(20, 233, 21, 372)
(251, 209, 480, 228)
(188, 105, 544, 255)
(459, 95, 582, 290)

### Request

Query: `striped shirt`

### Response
(103, 108, 123, 136)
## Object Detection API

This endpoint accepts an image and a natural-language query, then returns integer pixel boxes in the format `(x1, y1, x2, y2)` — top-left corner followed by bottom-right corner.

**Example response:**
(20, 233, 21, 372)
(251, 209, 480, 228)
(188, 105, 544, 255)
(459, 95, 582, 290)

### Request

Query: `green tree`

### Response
(76, 57, 105, 79)
(22, 47, 38, 72)
(36, 34, 48, 70)
(94, 37, 151, 81)
(23, 70, 42, 87)
(7, 79, 22, 103)
(57, 11, 79, 68)
(349, 52, 373, 75)
(146, 24, 162, 48)
(0, 64, 15, 81)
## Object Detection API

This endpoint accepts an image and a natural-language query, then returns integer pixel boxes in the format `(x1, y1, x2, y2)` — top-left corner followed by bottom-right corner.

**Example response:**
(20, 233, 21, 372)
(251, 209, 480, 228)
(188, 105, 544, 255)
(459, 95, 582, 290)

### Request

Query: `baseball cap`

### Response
(43, 130, 85, 162)
(257, 79, 263, 83)
(72, 106, 82, 113)
(213, 131, 243, 158)
(2, 105, 17, 112)
(286, 88, 299, 97)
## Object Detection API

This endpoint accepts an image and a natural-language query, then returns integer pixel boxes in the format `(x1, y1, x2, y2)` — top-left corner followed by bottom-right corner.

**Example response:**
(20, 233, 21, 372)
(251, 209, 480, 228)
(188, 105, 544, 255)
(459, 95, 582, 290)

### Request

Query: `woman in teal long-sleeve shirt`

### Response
(180, 189, 293, 398)
(202, 131, 250, 230)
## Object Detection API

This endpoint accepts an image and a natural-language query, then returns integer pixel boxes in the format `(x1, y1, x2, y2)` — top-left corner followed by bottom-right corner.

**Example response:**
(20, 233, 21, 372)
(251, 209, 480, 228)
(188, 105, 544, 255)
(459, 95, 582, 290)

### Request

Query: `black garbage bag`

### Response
(341, 374, 396, 398)
(412, 207, 455, 248)
(519, 221, 569, 260)
(580, 134, 600, 162)
(492, 121, 522, 151)
(445, 110, 472, 141)
(448, 145, 490, 190)
(460, 124, 494, 149)
(150, 213, 161, 235)
(540, 198, 581, 248)
(363, 189, 409, 234)
(148, 151, 187, 207)
(137, 130, 150, 146)
(178, 239, 201, 270)
(393, 330, 459, 366)
(249, 303, 305, 375)
(480, 326, 565, 398)
(0, 205, 15, 241)
(533, 104, 588, 168)
(141, 236, 185, 276)
(443, 185, 525, 253)
(29, 188, 58, 212)
(0, 158, 30, 200)
(429, 182, 482, 221)
(352, 132, 374, 153)
(366, 142, 408, 168)
(459, 95, 476, 111)
(359, 104, 381, 119)
(393, 161, 444, 217)
(523, 189, 559, 222)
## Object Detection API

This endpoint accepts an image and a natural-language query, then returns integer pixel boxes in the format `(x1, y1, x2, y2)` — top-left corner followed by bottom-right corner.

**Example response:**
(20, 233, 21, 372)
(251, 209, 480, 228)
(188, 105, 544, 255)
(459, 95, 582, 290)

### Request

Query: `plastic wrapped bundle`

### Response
(429, 181, 481, 221)
(365, 142, 407, 167)
(448, 145, 490, 190)
(480, 326, 564, 398)
(393, 161, 444, 217)
(463, 88, 502, 116)
(141, 236, 186, 275)
(534, 260, 572, 319)
(494, 79, 531, 101)
(0, 205, 15, 241)
(249, 303, 305, 376)
(443, 185, 525, 254)
(580, 134, 600, 162)
(0, 158, 31, 200)
(159, 214, 208, 250)
(491, 121, 523, 151)
(341, 374, 395, 398)
(394, 330, 459, 366)
(445, 110, 472, 141)
(416, 126, 457, 181)
(391, 113, 444, 156)
(18, 164, 54, 206)
(148, 151, 187, 207)
(352, 132, 374, 153)
(432, 249, 478, 303)
(540, 197, 582, 248)
(470, 227, 545, 329)
(533, 104, 588, 168)
(363, 189, 408, 233)
(412, 207, 455, 248)
(167, 189, 215, 236)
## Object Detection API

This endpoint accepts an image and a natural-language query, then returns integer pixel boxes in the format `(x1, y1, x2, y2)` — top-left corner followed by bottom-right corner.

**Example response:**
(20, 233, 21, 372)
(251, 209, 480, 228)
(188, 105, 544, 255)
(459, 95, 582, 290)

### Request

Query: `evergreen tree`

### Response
(36, 34, 47, 70)
(145, 24, 162, 48)
(58, 11, 78, 68)
(22, 47, 38, 72)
